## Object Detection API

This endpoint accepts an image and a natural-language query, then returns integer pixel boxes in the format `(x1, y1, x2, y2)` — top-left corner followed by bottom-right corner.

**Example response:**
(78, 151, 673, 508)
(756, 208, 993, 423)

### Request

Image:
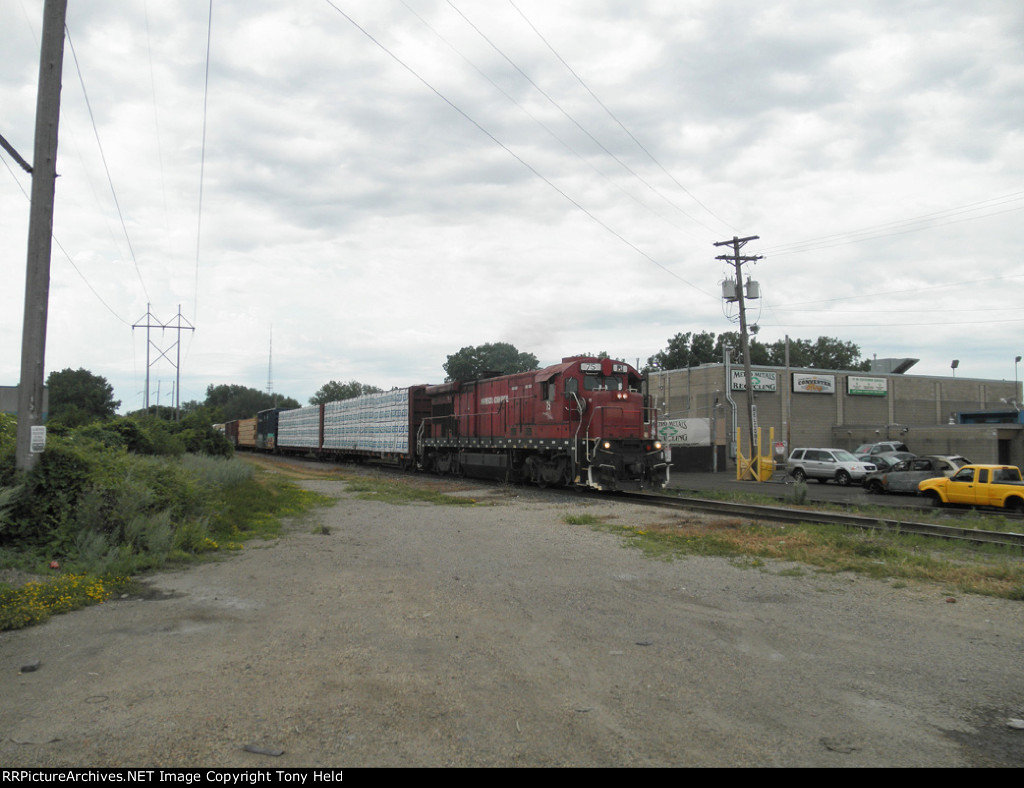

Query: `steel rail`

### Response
(616, 492, 1024, 549)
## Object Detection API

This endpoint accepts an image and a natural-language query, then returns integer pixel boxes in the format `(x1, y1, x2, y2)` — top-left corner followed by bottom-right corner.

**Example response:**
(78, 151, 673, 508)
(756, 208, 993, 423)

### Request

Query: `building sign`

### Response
(731, 370, 777, 392)
(848, 376, 887, 396)
(793, 373, 836, 394)
(658, 418, 710, 447)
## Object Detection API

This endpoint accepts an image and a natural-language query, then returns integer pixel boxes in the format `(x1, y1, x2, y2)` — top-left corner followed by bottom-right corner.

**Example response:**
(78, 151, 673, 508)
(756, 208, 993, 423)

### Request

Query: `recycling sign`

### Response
(658, 418, 711, 447)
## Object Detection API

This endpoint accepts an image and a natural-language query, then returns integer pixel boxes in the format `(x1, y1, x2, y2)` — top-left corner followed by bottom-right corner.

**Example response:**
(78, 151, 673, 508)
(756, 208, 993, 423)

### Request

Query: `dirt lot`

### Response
(2, 477, 1024, 767)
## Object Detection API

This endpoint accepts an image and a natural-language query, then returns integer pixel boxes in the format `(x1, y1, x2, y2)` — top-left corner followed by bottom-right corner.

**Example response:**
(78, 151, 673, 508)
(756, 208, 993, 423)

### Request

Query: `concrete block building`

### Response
(649, 359, 1024, 473)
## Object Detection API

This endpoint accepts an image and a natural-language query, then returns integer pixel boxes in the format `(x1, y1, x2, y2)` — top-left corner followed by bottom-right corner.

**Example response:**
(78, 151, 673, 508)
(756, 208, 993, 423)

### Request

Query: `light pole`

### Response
(1015, 355, 1021, 387)
(951, 359, 959, 379)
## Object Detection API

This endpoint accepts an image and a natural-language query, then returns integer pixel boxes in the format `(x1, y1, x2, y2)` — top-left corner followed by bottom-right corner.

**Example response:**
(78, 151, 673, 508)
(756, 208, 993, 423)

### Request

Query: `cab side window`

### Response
(951, 468, 975, 483)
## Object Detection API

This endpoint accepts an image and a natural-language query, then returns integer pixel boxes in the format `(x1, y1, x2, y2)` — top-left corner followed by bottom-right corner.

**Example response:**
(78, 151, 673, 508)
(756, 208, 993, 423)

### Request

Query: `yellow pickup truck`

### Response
(918, 464, 1024, 511)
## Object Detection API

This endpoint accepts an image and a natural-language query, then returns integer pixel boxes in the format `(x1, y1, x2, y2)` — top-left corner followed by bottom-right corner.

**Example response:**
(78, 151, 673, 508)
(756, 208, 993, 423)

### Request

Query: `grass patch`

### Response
(563, 513, 602, 525)
(243, 455, 478, 506)
(205, 465, 334, 543)
(0, 459, 332, 631)
(588, 514, 1024, 600)
(339, 474, 477, 506)
(664, 485, 1024, 535)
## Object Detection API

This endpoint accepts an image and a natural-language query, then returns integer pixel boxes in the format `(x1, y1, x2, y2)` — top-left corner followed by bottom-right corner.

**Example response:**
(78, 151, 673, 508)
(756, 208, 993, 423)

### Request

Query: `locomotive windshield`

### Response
(582, 375, 624, 391)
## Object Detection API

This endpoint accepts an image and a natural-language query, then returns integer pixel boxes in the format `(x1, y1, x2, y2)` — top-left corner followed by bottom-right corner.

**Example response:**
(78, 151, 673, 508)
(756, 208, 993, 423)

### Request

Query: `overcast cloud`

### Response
(2, 0, 1022, 412)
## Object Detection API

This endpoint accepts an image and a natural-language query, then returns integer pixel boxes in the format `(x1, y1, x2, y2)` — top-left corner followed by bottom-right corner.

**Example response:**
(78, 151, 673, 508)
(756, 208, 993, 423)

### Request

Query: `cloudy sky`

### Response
(2, 0, 1022, 413)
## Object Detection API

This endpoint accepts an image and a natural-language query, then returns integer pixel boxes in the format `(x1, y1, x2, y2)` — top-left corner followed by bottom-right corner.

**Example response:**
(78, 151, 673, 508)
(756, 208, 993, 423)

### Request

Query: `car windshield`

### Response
(832, 450, 859, 462)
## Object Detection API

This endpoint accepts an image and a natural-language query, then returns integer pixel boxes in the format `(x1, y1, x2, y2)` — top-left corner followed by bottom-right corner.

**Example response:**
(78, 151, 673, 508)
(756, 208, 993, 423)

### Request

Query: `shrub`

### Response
(3, 435, 99, 546)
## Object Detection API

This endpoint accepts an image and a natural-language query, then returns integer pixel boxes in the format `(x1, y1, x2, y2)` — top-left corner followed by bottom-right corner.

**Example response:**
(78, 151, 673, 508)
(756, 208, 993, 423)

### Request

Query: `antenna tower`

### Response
(266, 327, 274, 403)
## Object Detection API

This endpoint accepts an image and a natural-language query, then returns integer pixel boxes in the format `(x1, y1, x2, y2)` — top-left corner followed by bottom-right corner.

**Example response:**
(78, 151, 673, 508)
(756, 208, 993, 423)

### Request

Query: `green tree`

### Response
(646, 331, 722, 370)
(443, 342, 540, 382)
(203, 384, 299, 422)
(46, 368, 120, 427)
(647, 332, 868, 372)
(310, 380, 383, 405)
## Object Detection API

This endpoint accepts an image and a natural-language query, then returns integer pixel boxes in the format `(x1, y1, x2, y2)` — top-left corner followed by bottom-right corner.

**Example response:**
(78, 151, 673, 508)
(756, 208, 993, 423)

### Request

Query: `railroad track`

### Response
(249, 453, 1024, 550)
(614, 490, 1024, 549)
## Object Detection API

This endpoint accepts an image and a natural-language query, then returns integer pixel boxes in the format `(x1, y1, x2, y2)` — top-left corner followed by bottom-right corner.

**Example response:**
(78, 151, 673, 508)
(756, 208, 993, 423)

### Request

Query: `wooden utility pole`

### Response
(715, 235, 763, 471)
(15, 0, 68, 471)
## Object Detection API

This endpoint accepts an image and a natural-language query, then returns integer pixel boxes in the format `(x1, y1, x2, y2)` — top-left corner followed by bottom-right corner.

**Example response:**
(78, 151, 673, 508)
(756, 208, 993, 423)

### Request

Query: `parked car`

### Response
(880, 450, 916, 463)
(858, 453, 898, 471)
(854, 441, 910, 456)
(863, 455, 971, 495)
(787, 448, 877, 486)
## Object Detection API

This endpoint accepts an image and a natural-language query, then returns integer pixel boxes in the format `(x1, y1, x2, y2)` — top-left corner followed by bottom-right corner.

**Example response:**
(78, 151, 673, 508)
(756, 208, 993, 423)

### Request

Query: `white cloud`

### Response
(2, 0, 1023, 415)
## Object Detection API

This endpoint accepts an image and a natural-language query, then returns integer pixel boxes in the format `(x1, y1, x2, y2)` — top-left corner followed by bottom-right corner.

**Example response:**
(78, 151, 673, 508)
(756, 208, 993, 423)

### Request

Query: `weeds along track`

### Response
(611, 490, 1024, 549)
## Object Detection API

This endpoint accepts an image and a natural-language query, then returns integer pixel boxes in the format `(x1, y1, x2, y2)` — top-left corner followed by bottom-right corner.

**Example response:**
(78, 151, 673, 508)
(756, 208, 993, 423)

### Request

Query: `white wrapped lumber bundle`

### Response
(323, 388, 411, 455)
(278, 405, 321, 449)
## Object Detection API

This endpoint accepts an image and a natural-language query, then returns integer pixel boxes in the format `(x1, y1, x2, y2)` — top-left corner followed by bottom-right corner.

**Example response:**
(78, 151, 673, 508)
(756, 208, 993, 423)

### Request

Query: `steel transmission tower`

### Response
(133, 305, 195, 418)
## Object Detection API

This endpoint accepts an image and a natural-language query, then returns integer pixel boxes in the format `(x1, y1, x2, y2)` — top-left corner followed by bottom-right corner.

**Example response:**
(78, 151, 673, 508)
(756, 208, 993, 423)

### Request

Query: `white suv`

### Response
(787, 448, 877, 486)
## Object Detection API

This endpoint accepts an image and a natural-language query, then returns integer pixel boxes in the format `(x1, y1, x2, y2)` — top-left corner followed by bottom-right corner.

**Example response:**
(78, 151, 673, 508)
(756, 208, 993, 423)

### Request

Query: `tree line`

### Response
(39, 333, 868, 426)
(645, 331, 870, 373)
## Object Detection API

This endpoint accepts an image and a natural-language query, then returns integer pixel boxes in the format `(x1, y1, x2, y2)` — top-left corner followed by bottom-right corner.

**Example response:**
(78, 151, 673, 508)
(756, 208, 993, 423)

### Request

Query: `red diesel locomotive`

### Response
(417, 356, 668, 491)
(225, 356, 668, 492)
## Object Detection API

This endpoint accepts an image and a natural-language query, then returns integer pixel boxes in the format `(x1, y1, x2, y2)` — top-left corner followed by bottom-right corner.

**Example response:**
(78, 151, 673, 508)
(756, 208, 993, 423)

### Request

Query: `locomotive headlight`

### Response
(602, 441, 612, 450)
(653, 441, 663, 451)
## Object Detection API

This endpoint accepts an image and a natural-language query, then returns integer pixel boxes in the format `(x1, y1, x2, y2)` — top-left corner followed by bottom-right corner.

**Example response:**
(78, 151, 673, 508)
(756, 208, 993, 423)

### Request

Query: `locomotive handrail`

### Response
(569, 391, 587, 465)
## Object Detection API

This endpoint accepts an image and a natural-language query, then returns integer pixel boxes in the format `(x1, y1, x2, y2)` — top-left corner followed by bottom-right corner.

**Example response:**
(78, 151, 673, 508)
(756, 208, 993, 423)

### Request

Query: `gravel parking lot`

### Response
(2, 477, 1023, 767)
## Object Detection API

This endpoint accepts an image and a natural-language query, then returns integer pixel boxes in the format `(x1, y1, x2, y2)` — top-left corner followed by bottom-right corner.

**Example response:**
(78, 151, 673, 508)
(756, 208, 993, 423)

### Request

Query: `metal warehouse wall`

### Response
(650, 365, 1024, 469)
(0, 385, 49, 419)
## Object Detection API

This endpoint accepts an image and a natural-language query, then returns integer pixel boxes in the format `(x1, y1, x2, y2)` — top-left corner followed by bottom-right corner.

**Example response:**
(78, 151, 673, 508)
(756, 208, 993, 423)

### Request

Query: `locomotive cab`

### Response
(564, 358, 669, 491)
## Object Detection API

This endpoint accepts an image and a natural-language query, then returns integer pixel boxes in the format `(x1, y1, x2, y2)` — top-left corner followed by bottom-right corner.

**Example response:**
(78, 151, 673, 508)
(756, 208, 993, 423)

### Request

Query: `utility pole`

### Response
(15, 0, 69, 472)
(715, 235, 763, 474)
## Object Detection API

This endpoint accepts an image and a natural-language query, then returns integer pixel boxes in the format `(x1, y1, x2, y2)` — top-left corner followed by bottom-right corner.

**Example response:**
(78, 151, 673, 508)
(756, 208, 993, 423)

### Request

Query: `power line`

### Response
(65, 24, 151, 304)
(399, 0, 693, 238)
(1, 141, 129, 325)
(773, 273, 1024, 308)
(194, 0, 214, 325)
(761, 192, 1024, 257)
(324, 0, 715, 298)
(508, 0, 736, 236)
(446, 0, 718, 236)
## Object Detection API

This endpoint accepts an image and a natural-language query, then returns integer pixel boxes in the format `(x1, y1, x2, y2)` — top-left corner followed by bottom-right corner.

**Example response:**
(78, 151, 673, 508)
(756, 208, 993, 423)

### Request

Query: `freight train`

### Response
(221, 356, 668, 491)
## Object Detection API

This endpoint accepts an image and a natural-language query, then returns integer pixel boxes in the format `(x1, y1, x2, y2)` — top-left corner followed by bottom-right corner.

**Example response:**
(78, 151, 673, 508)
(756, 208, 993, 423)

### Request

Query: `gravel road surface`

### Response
(3, 477, 1023, 767)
